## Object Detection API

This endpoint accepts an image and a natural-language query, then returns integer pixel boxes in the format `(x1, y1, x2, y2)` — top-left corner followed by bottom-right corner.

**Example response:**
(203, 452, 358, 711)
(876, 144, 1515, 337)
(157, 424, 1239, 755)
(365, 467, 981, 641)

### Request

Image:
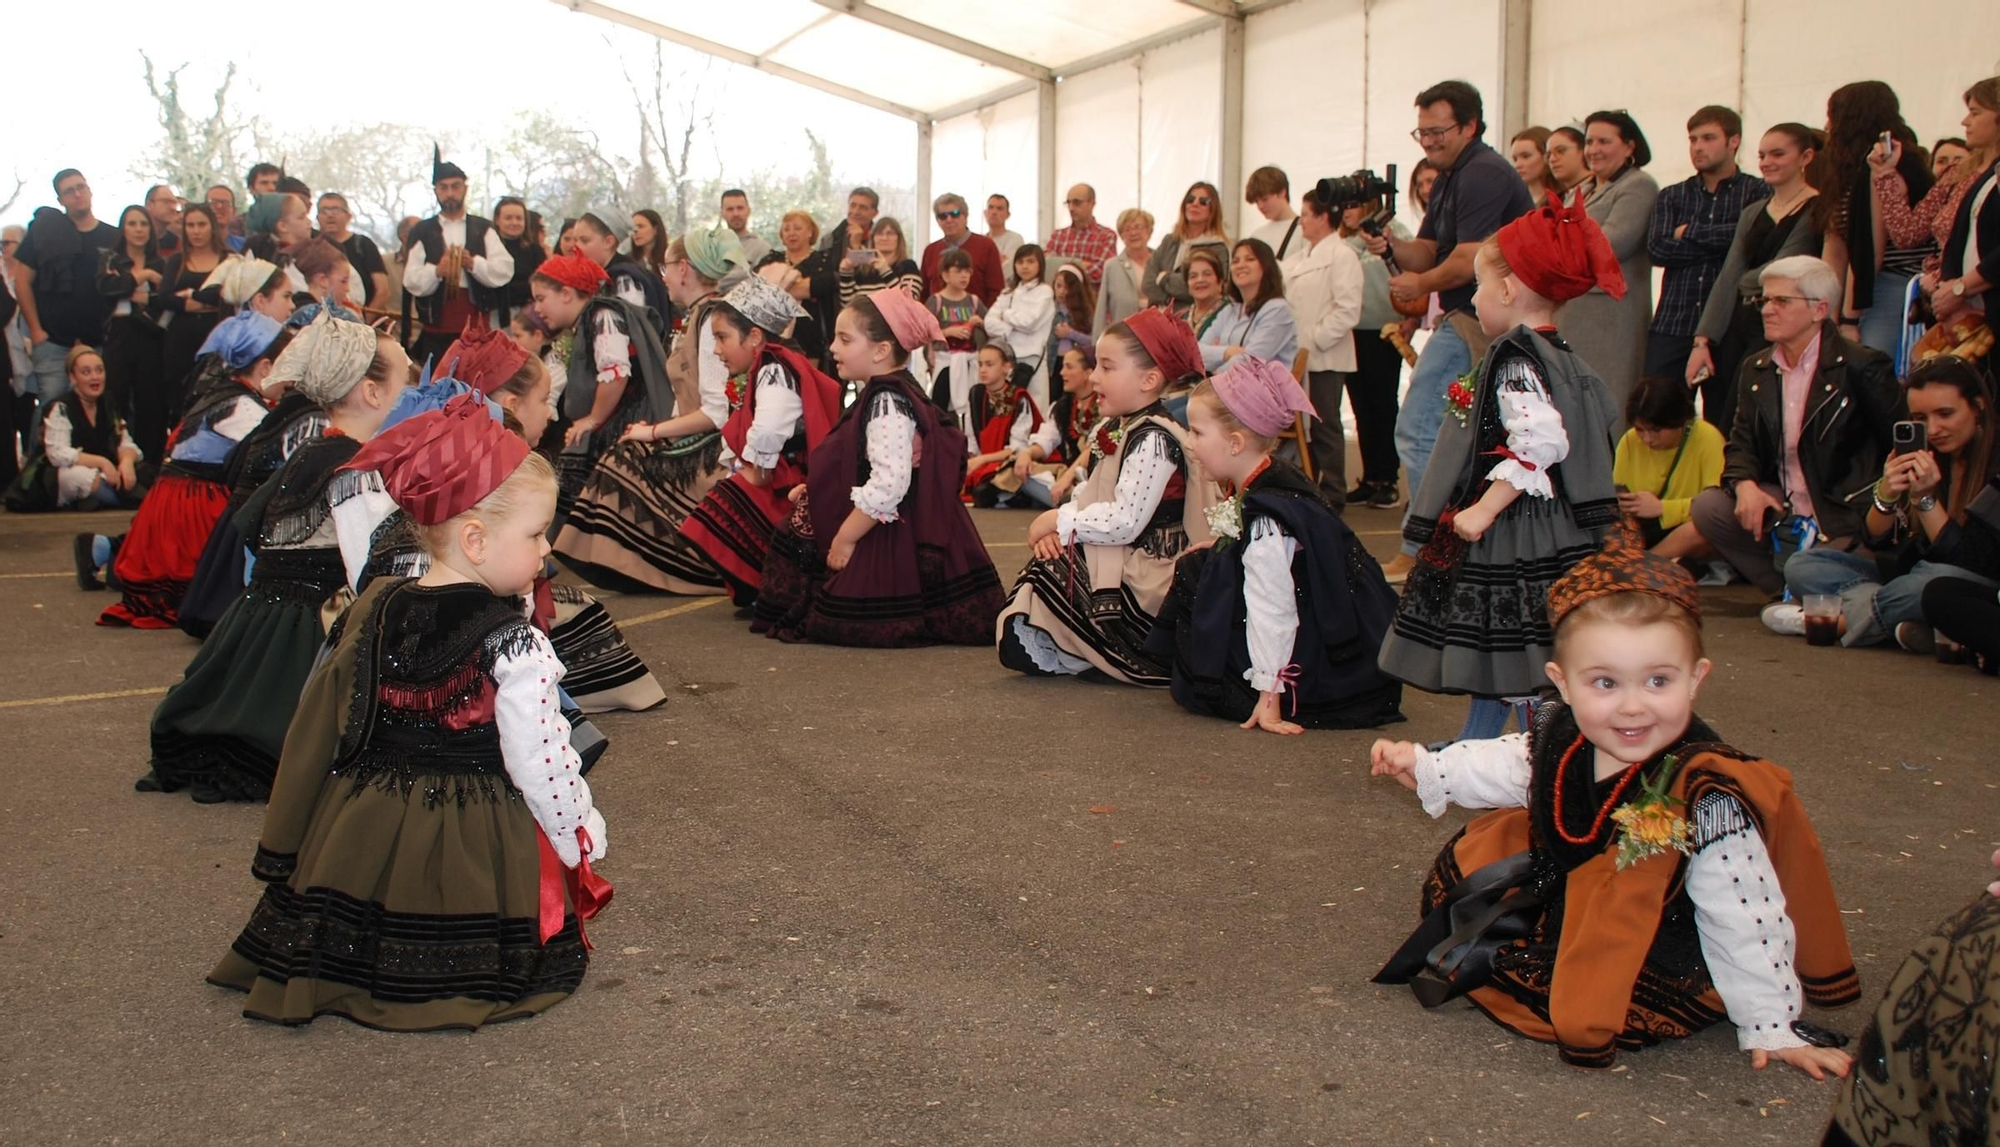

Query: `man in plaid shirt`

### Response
(1044, 184, 1119, 285)
(1645, 105, 1768, 379)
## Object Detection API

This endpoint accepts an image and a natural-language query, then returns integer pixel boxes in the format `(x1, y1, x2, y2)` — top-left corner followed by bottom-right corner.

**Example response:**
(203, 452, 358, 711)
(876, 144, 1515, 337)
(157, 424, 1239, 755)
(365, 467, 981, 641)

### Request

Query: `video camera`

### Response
(1314, 165, 1399, 236)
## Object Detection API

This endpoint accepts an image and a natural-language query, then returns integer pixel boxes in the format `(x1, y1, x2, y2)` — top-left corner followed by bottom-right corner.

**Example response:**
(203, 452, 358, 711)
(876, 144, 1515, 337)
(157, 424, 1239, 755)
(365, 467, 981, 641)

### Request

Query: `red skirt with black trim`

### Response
(679, 474, 792, 602)
(99, 471, 231, 629)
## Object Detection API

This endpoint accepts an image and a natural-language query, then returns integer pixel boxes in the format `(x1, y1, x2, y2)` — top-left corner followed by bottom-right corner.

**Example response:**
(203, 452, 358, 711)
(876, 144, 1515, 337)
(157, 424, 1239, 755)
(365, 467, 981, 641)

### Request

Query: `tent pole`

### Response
(916, 118, 934, 250)
(1038, 79, 1058, 244)
(1220, 16, 1245, 239)
(1501, 0, 1531, 140)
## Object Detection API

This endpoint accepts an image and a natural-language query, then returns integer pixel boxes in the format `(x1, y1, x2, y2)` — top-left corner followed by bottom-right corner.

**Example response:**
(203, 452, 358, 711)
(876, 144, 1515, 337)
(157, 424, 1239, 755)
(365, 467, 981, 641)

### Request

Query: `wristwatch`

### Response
(1913, 493, 1940, 513)
(1951, 280, 1967, 298)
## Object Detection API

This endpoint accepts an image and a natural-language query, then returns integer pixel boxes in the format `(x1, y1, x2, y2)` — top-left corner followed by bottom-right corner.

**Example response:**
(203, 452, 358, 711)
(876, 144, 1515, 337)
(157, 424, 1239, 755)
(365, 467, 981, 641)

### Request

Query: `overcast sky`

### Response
(3, 0, 917, 229)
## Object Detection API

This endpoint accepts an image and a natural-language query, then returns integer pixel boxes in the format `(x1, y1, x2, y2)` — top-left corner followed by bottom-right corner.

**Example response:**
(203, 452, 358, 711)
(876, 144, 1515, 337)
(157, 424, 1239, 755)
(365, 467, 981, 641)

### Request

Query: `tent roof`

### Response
(551, 0, 1259, 120)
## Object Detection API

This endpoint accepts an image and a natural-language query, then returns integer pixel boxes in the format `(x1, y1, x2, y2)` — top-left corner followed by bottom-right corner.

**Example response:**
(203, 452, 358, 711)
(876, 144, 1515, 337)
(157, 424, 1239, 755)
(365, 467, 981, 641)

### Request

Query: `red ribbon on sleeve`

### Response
(537, 826, 614, 950)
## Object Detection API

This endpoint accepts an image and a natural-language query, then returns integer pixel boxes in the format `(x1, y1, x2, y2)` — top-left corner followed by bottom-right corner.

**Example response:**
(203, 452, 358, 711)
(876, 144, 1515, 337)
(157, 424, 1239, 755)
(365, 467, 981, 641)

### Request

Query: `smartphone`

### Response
(846, 248, 875, 266)
(1691, 367, 1712, 383)
(1893, 419, 1927, 455)
(1614, 484, 1630, 495)
(1879, 130, 1894, 154)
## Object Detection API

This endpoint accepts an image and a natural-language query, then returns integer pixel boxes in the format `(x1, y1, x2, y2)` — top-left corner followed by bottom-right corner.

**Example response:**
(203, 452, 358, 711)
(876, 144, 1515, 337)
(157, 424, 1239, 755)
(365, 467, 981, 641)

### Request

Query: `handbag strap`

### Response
(1654, 422, 1692, 498)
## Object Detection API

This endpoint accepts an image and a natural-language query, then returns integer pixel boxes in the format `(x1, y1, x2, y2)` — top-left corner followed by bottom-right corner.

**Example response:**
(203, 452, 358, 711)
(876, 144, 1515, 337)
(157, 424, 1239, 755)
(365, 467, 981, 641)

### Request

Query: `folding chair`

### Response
(1281, 349, 1316, 483)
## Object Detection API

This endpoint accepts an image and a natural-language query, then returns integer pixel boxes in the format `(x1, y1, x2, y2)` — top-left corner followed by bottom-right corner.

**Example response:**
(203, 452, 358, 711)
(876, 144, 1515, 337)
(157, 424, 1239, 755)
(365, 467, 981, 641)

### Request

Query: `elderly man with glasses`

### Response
(1685, 255, 1903, 602)
(920, 192, 1005, 306)
(1360, 80, 1536, 583)
(1045, 183, 1118, 286)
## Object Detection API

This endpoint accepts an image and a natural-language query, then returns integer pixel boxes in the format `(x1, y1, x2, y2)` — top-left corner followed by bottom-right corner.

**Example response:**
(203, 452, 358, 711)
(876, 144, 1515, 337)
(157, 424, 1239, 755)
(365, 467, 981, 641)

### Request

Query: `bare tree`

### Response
(495, 111, 634, 228)
(136, 54, 253, 195)
(269, 124, 437, 245)
(619, 41, 714, 232)
(0, 175, 23, 220)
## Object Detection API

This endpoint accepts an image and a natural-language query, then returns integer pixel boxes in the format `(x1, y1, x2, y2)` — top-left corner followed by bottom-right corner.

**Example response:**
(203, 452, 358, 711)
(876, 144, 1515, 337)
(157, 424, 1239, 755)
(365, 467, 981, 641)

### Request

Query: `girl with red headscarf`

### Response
(996, 308, 1220, 686)
(1377, 196, 1625, 739)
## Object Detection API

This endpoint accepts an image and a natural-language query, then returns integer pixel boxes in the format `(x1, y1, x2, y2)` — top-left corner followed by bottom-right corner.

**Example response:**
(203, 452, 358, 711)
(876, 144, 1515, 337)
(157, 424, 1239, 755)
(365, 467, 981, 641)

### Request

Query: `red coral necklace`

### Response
(1549, 734, 1641, 845)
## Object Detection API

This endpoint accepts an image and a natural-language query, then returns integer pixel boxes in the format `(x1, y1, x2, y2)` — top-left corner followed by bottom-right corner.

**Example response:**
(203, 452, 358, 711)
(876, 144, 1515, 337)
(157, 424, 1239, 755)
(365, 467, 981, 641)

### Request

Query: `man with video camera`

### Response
(1365, 80, 1536, 583)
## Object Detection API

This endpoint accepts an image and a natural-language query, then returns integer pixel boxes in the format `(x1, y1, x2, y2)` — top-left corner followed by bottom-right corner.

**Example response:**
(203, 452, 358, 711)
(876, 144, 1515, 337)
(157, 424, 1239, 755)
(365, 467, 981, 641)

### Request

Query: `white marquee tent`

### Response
(554, 0, 2000, 247)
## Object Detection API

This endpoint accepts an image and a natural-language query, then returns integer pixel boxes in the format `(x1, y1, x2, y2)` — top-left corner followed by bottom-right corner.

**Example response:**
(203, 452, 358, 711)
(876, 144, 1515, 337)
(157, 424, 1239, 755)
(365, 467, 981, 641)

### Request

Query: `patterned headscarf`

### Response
(1209, 354, 1315, 437)
(1546, 519, 1700, 629)
(535, 252, 609, 295)
(436, 323, 531, 396)
(1121, 307, 1204, 383)
(1495, 192, 1627, 304)
(683, 225, 746, 281)
(285, 299, 361, 329)
(268, 308, 381, 406)
(721, 274, 807, 336)
(202, 257, 279, 307)
(343, 393, 529, 525)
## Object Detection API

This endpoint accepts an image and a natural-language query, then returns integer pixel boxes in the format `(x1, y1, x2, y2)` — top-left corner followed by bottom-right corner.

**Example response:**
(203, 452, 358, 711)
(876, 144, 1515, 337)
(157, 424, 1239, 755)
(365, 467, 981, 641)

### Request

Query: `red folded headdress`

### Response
(536, 252, 610, 296)
(343, 393, 532, 525)
(1122, 308, 1204, 383)
(436, 321, 530, 396)
(1495, 192, 1627, 305)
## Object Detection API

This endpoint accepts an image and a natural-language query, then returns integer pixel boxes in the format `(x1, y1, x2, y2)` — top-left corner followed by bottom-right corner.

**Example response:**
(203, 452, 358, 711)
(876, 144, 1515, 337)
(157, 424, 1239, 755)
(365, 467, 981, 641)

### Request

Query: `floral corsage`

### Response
(1205, 493, 1243, 545)
(1092, 418, 1125, 459)
(1610, 757, 1693, 870)
(1443, 356, 1483, 427)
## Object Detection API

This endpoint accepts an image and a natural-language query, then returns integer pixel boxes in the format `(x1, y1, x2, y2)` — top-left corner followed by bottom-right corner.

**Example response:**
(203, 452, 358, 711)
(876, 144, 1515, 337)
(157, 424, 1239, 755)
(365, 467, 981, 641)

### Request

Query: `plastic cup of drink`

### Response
(1802, 594, 1841, 647)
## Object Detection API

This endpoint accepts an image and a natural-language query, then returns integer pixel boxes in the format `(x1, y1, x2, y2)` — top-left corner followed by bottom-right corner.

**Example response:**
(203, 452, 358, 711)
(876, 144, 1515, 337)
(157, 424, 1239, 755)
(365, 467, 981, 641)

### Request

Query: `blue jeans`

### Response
(1017, 478, 1057, 509)
(27, 340, 69, 440)
(1783, 548, 1996, 646)
(1394, 319, 1471, 554)
(1856, 269, 1914, 360)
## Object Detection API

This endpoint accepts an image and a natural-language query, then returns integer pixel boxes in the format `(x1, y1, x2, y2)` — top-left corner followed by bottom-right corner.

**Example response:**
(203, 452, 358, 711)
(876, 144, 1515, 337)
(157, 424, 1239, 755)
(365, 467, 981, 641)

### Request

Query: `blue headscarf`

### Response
(286, 299, 362, 328)
(378, 371, 506, 433)
(195, 311, 284, 371)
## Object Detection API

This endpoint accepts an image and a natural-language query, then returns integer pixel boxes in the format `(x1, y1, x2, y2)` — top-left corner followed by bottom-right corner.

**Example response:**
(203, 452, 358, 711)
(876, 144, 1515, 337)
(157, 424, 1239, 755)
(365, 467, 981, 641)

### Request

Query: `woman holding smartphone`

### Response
(1767, 356, 2000, 649)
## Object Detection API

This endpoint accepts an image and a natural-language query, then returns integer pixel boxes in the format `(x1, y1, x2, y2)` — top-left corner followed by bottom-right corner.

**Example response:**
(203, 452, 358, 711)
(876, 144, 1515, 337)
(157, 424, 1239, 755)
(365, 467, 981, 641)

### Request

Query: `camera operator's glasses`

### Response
(1750, 293, 1809, 309)
(1409, 125, 1461, 143)
(1184, 194, 1212, 206)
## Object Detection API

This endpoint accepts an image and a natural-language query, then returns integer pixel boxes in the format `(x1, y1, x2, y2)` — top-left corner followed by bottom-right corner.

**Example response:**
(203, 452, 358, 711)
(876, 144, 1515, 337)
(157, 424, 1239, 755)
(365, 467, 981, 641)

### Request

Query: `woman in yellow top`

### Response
(1613, 375, 1726, 562)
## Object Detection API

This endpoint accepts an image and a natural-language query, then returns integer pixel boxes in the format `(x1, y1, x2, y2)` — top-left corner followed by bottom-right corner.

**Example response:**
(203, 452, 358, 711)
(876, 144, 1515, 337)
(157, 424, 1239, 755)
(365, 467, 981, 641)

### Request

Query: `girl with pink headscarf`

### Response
(1151, 357, 1405, 733)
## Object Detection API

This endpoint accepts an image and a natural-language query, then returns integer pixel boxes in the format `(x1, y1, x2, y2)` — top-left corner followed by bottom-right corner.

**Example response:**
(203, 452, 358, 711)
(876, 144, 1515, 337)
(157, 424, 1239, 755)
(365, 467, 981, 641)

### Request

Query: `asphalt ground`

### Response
(1, 495, 1995, 1147)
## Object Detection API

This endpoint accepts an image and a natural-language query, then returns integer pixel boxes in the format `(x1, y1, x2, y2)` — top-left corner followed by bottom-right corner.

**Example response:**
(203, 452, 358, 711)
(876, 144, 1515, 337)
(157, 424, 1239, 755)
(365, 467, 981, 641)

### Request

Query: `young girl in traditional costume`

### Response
(1376, 196, 1623, 740)
(679, 276, 844, 607)
(552, 230, 744, 595)
(141, 313, 409, 803)
(754, 290, 1005, 646)
(177, 289, 330, 639)
(90, 314, 286, 627)
(962, 342, 1041, 506)
(361, 324, 665, 718)
(209, 395, 610, 1031)
(1371, 526, 1859, 1076)
(1153, 357, 1404, 731)
(1014, 345, 1101, 510)
(996, 309, 1216, 685)
(526, 252, 675, 530)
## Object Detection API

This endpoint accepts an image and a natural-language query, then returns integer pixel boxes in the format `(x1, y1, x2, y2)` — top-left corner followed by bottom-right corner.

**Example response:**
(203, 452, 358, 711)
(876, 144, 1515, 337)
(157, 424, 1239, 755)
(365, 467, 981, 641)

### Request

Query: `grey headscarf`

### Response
(269, 309, 381, 406)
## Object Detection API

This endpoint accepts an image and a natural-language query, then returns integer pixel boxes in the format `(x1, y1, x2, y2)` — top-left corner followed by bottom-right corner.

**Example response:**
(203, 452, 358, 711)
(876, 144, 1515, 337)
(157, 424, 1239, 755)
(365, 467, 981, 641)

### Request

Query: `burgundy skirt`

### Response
(99, 471, 231, 629)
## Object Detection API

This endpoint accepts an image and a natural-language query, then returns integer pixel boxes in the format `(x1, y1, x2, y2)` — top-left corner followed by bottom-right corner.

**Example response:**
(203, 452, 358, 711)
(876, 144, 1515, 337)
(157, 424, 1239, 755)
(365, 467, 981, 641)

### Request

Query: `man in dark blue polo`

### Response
(1365, 80, 1535, 581)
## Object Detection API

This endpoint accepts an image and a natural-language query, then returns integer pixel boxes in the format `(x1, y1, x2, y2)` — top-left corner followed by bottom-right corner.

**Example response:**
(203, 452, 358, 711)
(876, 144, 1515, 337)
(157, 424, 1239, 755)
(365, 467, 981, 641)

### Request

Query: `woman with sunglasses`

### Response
(1142, 182, 1231, 309)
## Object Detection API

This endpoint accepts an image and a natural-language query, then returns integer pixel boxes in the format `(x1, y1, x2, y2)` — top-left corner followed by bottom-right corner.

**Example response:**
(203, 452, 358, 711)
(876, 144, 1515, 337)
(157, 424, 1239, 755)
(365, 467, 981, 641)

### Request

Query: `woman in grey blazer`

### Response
(1684, 122, 1822, 431)
(1556, 111, 1658, 429)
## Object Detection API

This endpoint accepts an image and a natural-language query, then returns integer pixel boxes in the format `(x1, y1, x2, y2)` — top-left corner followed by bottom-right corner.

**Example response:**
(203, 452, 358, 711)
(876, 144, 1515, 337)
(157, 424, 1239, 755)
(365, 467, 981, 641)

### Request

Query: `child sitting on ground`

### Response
(209, 394, 609, 1030)
(1014, 346, 1102, 510)
(1370, 524, 1859, 1076)
(754, 290, 1004, 646)
(996, 309, 1217, 686)
(963, 342, 1041, 506)
(1151, 358, 1404, 732)
(1612, 373, 1726, 568)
